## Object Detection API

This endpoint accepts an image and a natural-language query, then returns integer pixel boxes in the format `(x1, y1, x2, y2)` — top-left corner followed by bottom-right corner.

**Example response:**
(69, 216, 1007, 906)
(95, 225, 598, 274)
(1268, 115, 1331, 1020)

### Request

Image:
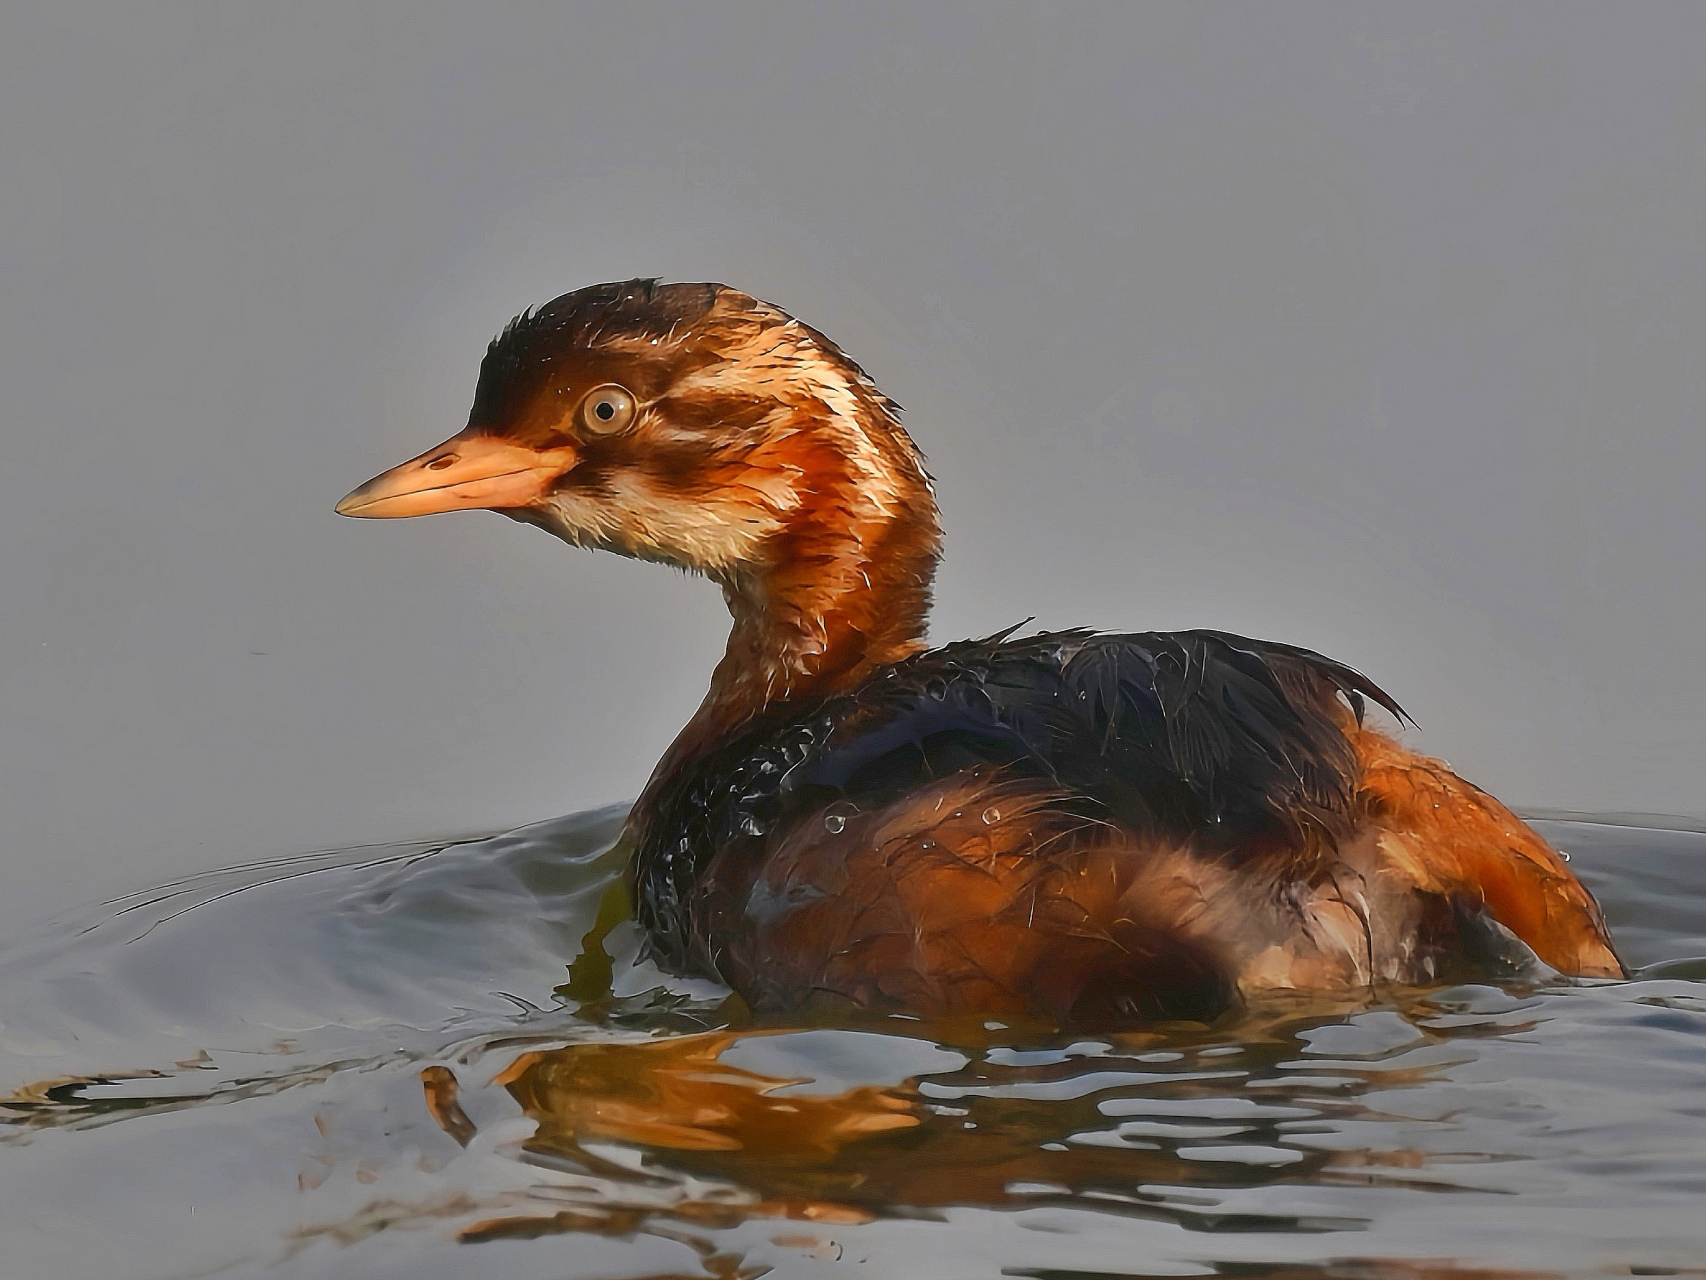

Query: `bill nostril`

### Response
(427, 454, 458, 471)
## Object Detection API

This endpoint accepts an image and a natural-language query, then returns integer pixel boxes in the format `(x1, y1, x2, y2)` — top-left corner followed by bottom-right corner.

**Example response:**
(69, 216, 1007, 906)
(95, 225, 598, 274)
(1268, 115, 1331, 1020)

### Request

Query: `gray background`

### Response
(3, 4, 1702, 922)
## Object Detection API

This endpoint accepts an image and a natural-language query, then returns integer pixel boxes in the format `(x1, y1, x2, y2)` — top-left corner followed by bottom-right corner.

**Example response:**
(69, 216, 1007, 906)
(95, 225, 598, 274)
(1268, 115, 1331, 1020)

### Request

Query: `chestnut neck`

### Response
(677, 468, 941, 760)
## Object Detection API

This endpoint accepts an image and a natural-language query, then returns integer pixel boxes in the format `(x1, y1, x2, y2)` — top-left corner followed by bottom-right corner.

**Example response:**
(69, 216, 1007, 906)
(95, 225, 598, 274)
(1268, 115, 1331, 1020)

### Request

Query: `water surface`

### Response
(2, 810, 1703, 1279)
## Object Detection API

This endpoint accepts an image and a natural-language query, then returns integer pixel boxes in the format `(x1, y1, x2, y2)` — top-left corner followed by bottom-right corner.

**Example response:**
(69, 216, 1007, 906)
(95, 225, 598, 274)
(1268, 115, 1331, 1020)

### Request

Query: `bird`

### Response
(337, 279, 1623, 1028)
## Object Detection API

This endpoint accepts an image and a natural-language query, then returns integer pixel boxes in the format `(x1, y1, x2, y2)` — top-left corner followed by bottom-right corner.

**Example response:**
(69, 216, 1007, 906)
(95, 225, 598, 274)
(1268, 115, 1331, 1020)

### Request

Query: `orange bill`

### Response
(335, 431, 575, 519)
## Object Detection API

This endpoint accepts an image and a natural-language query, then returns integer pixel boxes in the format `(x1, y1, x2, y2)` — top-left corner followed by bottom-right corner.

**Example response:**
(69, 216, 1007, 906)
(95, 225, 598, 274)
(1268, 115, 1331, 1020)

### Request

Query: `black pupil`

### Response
(595, 400, 616, 421)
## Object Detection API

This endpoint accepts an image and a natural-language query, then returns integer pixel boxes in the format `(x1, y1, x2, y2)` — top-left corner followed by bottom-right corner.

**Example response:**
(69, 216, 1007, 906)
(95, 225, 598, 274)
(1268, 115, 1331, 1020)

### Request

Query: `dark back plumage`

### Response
(632, 628, 1403, 977)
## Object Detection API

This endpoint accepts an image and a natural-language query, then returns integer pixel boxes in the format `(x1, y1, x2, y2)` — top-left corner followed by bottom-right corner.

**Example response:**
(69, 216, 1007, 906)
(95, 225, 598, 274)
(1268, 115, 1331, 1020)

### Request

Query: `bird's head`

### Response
(337, 279, 934, 586)
(338, 280, 941, 703)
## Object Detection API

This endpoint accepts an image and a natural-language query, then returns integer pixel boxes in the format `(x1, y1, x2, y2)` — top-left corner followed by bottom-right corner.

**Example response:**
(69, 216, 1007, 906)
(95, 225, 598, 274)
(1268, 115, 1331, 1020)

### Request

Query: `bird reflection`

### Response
(421, 1027, 1320, 1245)
(499, 1031, 918, 1161)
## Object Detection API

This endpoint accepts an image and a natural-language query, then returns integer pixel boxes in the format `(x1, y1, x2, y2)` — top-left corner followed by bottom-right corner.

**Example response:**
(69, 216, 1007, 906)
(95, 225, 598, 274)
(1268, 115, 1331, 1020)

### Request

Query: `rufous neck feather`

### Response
(697, 401, 940, 739)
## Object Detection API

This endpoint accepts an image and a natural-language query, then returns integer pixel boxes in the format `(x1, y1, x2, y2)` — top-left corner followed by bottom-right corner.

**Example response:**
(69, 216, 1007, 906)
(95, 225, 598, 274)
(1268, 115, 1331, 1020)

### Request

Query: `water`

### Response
(2, 810, 1704, 1279)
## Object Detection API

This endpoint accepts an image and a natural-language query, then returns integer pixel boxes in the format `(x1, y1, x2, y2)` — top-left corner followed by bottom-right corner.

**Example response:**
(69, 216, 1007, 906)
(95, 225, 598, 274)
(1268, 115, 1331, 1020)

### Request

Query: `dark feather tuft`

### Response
(469, 278, 719, 425)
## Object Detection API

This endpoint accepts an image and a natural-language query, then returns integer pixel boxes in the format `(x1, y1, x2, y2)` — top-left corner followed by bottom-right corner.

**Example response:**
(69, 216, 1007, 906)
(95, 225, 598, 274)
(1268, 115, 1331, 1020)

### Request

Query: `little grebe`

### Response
(338, 280, 1623, 1027)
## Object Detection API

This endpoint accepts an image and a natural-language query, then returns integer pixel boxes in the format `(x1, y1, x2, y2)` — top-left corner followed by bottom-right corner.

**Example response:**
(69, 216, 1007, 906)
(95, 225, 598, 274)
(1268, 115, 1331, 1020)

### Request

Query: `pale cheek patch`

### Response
(541, 471, 783, 576)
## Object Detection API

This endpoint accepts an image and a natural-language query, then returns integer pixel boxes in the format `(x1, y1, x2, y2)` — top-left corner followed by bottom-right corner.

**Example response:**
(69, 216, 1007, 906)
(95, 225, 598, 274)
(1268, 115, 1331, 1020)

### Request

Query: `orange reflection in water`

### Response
(497, 1032, 918, 1160)
(426, 1025, 1301, 1246)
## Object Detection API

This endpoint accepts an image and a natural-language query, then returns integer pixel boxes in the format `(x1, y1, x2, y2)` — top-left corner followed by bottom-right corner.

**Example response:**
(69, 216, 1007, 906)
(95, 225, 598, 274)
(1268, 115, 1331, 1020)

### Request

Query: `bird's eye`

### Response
(577, 384, 637, 435)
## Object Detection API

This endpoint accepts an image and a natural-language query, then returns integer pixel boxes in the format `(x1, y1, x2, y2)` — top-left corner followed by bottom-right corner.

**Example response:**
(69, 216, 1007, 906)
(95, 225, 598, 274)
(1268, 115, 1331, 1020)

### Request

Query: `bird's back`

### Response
(630, 628, 1518, 1020)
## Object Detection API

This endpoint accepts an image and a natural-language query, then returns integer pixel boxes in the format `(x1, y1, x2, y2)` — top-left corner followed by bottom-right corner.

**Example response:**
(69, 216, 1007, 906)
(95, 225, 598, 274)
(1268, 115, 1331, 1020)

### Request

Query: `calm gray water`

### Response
(1, 810, 1703, 1279)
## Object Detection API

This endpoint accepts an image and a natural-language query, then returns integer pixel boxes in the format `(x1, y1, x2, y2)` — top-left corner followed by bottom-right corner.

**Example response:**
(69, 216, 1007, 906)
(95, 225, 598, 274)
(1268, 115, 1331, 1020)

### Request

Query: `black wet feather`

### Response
(633, 628, 1404, 977)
